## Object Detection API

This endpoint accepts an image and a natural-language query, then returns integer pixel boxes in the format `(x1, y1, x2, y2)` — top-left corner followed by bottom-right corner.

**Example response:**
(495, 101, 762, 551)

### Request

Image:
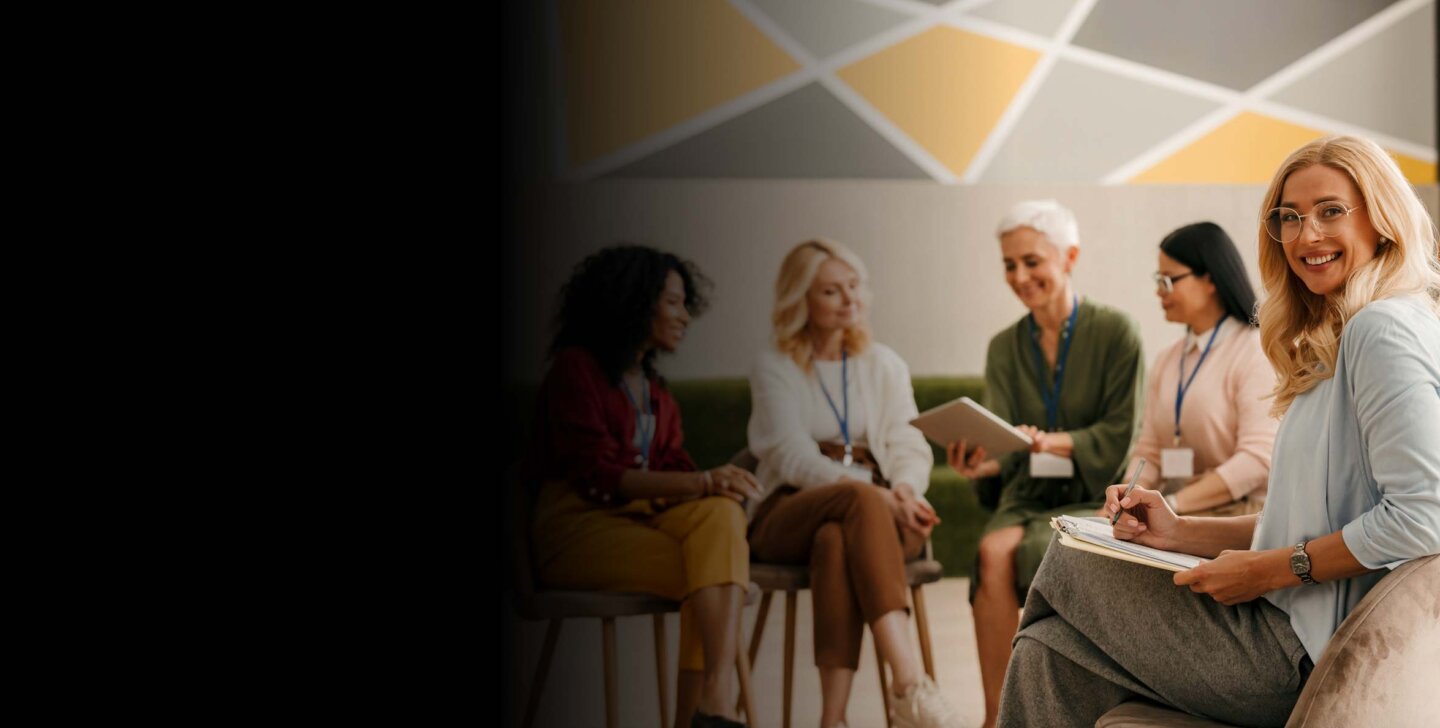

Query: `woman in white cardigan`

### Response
(747, 239, 963, 728)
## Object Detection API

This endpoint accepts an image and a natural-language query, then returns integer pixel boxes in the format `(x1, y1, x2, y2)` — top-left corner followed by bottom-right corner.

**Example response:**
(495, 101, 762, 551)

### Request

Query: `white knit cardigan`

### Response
(745, 342, 934, 519)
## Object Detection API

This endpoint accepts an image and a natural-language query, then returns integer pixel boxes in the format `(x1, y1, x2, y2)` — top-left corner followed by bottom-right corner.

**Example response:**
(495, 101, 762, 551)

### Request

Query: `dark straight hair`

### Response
(1159, 222, 1259, 327)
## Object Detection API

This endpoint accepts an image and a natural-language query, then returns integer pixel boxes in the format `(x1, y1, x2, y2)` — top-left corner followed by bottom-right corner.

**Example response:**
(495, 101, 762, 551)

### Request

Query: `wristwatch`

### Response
(1291, 541, 1317, 585)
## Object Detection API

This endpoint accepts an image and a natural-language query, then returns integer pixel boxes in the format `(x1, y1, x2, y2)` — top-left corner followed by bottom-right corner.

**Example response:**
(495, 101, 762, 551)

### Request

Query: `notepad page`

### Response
(1054, 516, 1208, 570)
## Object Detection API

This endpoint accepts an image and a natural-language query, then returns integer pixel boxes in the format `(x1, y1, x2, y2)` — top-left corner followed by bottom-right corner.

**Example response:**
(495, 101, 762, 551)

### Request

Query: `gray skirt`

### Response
(999, 534, 1312, 728)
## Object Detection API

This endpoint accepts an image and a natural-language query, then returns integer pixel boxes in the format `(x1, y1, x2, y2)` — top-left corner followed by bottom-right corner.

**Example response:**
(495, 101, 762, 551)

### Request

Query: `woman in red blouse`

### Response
(526, 245, 762, 728)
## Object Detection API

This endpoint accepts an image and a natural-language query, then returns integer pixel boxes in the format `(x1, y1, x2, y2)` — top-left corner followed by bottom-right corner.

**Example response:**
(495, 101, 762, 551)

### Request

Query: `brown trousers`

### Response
(748, 482, 925, 669)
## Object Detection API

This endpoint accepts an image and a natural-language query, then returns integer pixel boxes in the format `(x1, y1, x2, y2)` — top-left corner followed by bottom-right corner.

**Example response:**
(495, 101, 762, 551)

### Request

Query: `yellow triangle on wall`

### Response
(1132, 112, 1438, 185)
(837, 27, 1041, 178)
(559, 0, 801, 167)
(1131, 113, 1323, 184)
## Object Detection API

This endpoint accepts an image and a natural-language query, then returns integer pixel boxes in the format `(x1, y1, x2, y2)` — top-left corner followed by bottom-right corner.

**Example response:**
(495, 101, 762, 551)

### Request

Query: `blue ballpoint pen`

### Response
(1110, 458, 1147, 526)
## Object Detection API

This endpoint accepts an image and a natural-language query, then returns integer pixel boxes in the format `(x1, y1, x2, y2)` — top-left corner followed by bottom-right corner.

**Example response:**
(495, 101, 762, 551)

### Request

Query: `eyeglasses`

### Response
(1153, 272, 1193, 294)
(1263, 202, 1364, 244)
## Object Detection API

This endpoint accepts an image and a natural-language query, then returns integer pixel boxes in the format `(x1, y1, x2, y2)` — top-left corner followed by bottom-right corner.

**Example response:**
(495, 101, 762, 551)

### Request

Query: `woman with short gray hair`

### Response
(945, 199, 1144, 728)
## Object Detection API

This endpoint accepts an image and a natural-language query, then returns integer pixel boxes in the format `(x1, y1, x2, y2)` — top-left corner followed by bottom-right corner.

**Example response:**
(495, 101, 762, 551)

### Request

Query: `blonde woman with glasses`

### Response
(996, 136, 1440, 727)
(746, 240, 966, 728)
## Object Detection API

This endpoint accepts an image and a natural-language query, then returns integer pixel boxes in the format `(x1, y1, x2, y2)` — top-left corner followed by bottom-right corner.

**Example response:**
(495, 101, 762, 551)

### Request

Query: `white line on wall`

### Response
(854, 0, 1000, 18)
(731, 0, 967, 182)
(555, 0, 1435, 182)
(958, 0, 1101, 182)
(562, 70, 815, 182)
(561, 0, 953, 181)
(1098, 0, 1435, 183)
(1097, 107, 1245, 185)
(1250, 101, 1434, 161)
(1059, 44, 1237, 106)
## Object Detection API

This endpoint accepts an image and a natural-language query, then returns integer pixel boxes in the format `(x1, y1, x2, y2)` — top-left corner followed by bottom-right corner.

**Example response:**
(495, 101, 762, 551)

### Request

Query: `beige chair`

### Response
(509, 468, 761, 728)
(731, 449, 945, 728)
(1096, 554, 1440, 728)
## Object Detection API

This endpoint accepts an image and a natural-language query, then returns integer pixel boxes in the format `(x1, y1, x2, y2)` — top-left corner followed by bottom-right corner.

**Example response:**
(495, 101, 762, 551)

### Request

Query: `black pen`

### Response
(1110, 458, 1147, 526)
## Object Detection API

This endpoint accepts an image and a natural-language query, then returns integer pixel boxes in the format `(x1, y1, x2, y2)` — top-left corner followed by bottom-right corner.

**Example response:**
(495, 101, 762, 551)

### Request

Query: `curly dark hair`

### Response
(550, 245, 712, 382)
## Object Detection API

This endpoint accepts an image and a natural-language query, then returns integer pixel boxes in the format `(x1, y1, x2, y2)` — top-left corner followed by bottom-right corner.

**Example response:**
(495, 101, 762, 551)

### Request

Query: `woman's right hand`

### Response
(1105, 484, 1183, 550)
(889, 482, 939, 538)
(701, 465, 766, 503)
(947, 440, 1000, 480)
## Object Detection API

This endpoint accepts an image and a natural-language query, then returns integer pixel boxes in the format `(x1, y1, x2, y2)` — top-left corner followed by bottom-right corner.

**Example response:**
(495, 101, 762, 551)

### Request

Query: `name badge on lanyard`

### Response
(817, 348, 857, 468)
(1166, 316, 1225, 480)
(623, 377, 654, 470)
(1030, 452, 1074, 478)
(1027, 295, 1078, 479)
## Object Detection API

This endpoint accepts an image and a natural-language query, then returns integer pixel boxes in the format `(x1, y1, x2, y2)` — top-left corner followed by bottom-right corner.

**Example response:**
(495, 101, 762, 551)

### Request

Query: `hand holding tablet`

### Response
(910, 396, 1034, 456)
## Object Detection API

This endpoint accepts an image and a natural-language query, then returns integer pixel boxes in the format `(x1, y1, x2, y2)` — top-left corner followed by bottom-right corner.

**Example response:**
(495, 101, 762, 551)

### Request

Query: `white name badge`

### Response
(1030, 452, 1075, 478)
(1161, 448, 1195, 479)
(843, 464, 874, 483)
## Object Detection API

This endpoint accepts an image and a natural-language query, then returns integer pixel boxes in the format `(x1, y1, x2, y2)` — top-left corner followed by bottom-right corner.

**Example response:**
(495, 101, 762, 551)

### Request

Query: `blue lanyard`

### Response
(622, 376, 653, 469)
(1174, 315, 1226, 445)
(816, 348, 854, 466)
(1027, 294, 1079, 432)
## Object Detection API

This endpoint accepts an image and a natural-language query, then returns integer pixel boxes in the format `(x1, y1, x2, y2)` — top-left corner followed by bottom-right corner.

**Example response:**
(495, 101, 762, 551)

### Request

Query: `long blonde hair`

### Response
(1257, 135, 1440, 417)
(772, 239, 873, 371)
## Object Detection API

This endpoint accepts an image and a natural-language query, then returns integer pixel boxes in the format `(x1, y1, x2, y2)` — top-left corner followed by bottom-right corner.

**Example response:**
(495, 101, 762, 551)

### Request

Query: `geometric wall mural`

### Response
(1130, 113, 1337, 184)
(558, 0, 800, 168)
(556, 0, 1437, 184)
(836, 26, 1042, 178)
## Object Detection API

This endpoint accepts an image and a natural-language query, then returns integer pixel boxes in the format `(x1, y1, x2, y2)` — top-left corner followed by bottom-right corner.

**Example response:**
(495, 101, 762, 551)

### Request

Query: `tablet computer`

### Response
(909, 396, 1033, 456)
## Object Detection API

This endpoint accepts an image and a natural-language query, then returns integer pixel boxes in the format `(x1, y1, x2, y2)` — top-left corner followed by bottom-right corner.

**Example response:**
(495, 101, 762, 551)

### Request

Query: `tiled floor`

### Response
(510, 577, 985, 728)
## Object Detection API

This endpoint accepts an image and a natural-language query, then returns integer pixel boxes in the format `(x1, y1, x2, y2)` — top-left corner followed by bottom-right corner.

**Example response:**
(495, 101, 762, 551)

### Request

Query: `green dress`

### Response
(972, 297, 1144, 603)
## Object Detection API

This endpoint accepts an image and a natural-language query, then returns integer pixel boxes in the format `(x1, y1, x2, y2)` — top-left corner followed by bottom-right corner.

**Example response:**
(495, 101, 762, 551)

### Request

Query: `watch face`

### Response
(1291, 552, 1309, 573)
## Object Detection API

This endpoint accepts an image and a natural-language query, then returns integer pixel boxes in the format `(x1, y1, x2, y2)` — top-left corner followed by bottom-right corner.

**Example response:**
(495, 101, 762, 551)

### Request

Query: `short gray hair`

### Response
(996, 199, 1079, 252)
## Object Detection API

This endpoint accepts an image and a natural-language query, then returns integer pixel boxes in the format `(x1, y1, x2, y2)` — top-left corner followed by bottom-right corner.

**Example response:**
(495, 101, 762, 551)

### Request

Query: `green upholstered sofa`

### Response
(510, 376, 989, 578)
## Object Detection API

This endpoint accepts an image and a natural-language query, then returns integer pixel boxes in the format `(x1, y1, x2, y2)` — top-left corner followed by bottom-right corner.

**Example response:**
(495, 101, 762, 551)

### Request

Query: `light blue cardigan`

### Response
(1255, 296, 1440, 661)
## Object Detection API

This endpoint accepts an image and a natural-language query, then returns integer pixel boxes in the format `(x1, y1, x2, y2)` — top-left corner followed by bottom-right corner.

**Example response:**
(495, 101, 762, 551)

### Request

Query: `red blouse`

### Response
(525, 346, 697, 505)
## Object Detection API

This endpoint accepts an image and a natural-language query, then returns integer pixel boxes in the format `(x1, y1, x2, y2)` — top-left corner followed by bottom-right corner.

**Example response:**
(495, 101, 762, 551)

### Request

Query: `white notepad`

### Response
(1050, 516, 1209, 572)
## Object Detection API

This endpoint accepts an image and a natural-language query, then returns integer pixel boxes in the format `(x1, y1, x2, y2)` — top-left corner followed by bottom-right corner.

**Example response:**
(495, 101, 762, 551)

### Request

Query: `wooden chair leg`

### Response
(784, 590, 797, 728)
(912, 585, 936, 681)
(522, 619, 563, 728)
(653, 615, 669, 728)
(603, 617, 618, 728)
(735, 629, 757, 727)
(875, 635, 893, 728)
(749, 591, 774, 665)
(738, 590, 774, 715)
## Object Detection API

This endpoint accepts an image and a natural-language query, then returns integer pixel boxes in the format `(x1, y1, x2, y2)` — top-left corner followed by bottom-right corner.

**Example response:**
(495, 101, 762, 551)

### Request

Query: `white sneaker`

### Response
(890, 676, 968, 728)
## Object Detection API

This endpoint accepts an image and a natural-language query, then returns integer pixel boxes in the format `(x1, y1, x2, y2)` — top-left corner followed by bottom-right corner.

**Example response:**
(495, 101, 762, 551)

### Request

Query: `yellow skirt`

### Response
(532, 480, 749, 671)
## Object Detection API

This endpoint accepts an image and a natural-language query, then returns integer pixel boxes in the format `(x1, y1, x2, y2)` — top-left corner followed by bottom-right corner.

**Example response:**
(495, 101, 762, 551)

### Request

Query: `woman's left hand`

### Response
(891, 483, 940, 537)
(1016, 425, 1043, 451)
(1016, 425, 1075, 458)
(1173, 549, 1287, 606)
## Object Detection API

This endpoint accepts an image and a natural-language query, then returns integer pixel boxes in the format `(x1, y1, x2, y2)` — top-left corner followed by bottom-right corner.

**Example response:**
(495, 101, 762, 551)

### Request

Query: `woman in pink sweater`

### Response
(1122, 222, 1278, 516)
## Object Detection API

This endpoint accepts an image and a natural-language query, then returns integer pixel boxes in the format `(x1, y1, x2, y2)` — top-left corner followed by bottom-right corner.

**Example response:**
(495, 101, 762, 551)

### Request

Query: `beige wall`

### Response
(507, 181, 1440, 380)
